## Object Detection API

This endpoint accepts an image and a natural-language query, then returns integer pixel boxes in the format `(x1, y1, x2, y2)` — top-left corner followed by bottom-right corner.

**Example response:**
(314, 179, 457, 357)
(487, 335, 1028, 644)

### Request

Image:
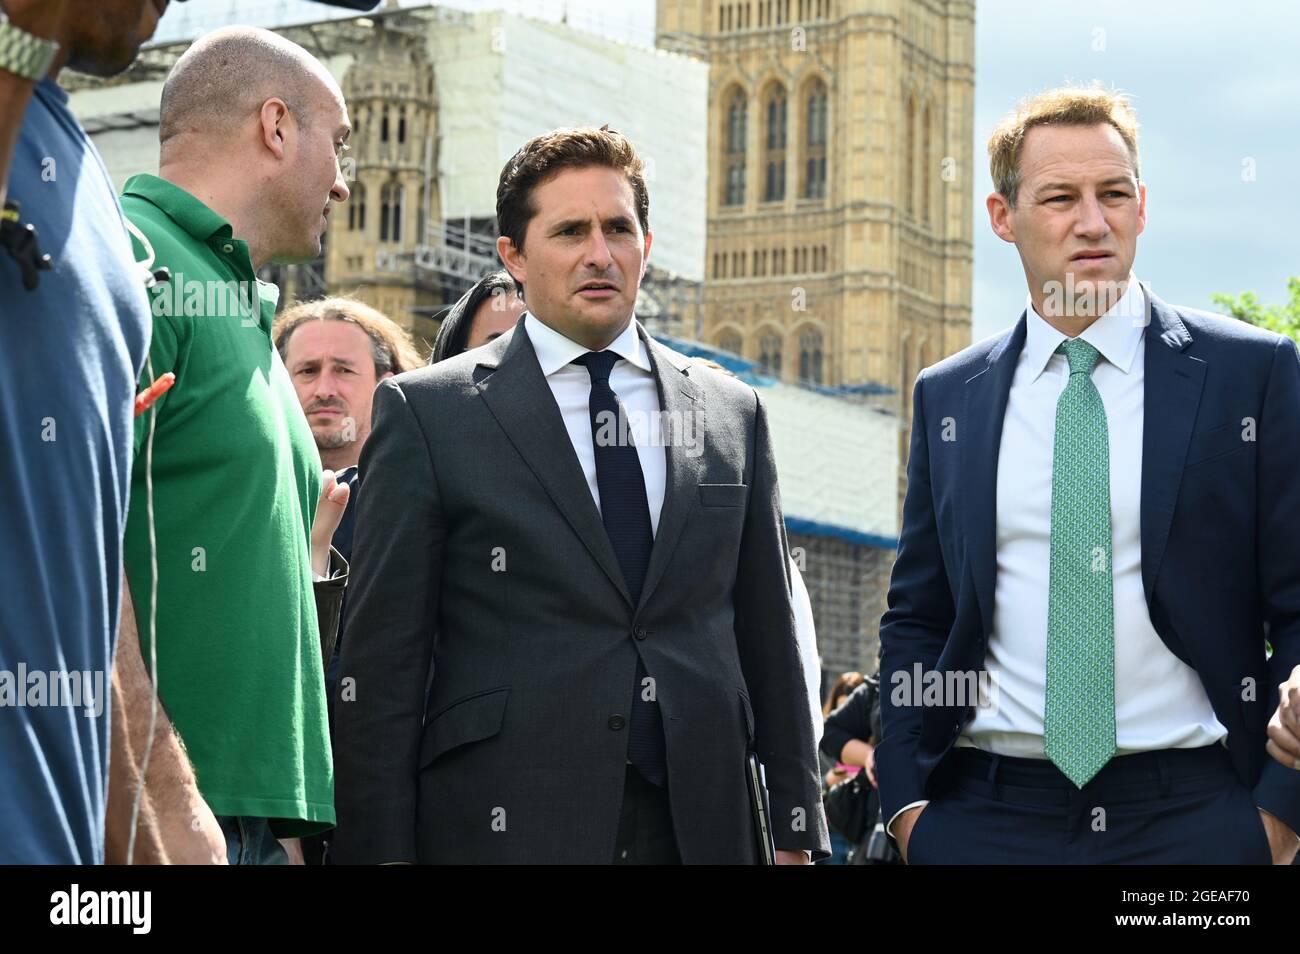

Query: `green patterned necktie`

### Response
(1044, 338, 1116, 788)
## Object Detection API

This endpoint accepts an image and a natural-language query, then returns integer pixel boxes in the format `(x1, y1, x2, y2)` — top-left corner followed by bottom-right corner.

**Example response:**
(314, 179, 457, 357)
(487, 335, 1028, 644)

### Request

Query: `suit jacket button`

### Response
(633, 626, 647, 640)
(608, 715, 626, 731)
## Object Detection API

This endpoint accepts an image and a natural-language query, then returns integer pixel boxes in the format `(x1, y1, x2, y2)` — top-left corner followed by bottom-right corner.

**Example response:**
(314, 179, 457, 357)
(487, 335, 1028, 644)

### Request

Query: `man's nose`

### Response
(584, 229, 614, 270)
(332, 165, 351, 204)
(314, 371, 339, 399)
(1073, 194, 1110, 239)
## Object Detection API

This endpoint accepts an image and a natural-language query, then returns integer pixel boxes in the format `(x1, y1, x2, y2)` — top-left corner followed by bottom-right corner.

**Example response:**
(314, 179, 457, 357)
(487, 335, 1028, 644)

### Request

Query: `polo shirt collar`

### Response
(121, 173, 234, 245)
(36, 77, 69, 107)
(523, 312, 649, 377)
(1023, 275, 1145, 381)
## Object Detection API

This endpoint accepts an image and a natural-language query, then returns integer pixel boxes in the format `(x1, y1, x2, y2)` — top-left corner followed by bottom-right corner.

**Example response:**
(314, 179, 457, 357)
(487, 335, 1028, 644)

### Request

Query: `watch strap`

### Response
(0, 13, 59, 82)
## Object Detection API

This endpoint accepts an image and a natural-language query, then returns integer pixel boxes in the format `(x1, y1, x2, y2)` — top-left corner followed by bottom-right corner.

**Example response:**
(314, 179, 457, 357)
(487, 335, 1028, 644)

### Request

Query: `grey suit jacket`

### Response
(332, 317, 830, 864)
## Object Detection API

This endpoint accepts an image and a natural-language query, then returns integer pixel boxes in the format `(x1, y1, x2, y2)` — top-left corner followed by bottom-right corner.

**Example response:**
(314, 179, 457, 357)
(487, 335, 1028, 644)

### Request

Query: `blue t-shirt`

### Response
(0, 79, 150, 863)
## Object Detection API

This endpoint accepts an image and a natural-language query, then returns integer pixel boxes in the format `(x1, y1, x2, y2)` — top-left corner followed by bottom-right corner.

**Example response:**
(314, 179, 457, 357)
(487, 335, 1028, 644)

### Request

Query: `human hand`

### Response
(1258, 809, 1299, 865)
(310, 469, 350, 577)
(895, 804, 926, 864)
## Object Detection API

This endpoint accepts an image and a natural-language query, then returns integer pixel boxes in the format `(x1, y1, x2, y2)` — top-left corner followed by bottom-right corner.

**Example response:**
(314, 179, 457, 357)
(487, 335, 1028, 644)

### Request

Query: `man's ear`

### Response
(496, 235, 526, 288)
(259, 98, 292, 161)
(640, 228, 653, 280)
(378, 371, 395, 383)
(987, 192, 1016, 244)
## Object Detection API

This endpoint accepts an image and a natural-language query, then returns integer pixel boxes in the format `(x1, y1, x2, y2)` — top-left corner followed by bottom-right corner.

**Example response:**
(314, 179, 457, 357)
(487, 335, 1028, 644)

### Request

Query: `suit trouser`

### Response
(906, 744, 1273, 864)
(612, 763, 682, 864)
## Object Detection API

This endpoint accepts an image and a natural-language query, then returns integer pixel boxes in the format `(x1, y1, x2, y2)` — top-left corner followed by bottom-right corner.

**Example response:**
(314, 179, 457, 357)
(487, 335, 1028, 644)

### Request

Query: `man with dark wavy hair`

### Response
(335, 125, 830, 864)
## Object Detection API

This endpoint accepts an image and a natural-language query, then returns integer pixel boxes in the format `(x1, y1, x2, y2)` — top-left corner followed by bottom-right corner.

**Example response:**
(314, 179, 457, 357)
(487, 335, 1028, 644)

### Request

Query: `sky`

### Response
(155, 0, 1300, 341)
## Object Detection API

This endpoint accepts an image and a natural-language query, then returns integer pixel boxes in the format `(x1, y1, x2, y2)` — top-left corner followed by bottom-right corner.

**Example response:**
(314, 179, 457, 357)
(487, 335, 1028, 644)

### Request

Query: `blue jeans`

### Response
(216, 816, 289, 866)
(818, 828, 855, 865)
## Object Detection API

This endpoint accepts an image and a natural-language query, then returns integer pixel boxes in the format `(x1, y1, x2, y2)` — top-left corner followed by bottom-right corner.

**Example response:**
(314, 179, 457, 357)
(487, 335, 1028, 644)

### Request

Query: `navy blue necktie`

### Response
(574, 350, 667, 786)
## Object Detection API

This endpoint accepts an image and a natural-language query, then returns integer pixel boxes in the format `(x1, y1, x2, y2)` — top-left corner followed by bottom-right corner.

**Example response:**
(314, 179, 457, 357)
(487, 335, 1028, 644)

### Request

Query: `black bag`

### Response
(823, 769, 873, 844)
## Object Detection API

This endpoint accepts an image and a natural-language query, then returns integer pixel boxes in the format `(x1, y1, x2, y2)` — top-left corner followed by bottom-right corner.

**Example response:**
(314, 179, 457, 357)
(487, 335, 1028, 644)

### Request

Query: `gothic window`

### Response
(348, 182, 366, 232)
(799, 328, 824, 384)
(922, 101, 933, 224)
(380, 181, 403, 243)
(905, 94, 917, 216)
(724, 87, 748, 206)
(803, 79, 828, 199)
(763, 83, 787, 202)
(759, 331, 782, 377)
(391, 184, 403, 244)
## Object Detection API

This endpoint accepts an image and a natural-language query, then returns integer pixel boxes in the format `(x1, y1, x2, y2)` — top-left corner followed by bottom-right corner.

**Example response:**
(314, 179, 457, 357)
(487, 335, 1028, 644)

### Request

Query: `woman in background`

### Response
(430, 270, 526, 363)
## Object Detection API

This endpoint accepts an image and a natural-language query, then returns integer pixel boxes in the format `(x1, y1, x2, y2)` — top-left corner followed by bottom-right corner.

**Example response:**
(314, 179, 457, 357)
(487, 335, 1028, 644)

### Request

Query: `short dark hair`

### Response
(430, 271, 521, 364)
(495, 124, 650, 294)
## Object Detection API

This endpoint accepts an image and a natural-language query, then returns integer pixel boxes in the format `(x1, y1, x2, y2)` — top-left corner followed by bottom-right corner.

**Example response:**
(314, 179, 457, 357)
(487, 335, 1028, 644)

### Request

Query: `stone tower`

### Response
(325, 22, 441, 346)
(656, 0, 976, 499)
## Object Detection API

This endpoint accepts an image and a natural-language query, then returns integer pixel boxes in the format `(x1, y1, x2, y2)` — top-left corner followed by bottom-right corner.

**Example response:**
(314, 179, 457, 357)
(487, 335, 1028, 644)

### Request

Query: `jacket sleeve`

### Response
(877, 370, 957, 825)
(820, 682, 875, 763)
(1251, 335, 1300, 836)
(332, 379, 445, 864)
(732, 390, 832, 860)
(312, 546, 348, 672)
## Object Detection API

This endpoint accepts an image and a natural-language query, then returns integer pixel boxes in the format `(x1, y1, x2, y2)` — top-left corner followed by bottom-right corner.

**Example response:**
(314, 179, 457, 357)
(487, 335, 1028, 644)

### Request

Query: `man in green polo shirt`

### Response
(121, 26, 352, 864)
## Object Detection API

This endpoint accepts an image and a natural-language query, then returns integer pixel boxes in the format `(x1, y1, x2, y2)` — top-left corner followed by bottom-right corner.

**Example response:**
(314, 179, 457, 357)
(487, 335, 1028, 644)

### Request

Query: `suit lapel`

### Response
(962, 315, 1026, 638)
(1139, 291, 1205, 604)
(474, 318, 634, 607)
(635, 326, 705, 616)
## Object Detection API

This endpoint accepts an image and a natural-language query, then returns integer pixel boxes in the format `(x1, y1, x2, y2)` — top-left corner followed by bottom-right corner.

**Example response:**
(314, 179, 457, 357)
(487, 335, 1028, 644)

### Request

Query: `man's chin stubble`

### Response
(314, 429, 352, 451)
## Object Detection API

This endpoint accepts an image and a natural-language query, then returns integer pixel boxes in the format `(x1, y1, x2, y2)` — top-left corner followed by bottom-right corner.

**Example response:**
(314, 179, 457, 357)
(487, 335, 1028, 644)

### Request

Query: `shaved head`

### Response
(155, 25, 352, 268)
(160, 26, 342, 155)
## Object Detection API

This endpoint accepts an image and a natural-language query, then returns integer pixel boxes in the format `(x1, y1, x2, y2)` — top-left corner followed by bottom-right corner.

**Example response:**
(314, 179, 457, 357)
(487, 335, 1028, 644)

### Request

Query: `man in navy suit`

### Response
(878, 86, 1300, 864)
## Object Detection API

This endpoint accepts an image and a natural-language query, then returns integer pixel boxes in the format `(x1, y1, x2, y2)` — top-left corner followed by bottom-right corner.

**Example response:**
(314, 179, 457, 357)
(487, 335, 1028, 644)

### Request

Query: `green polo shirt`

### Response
(121, 174, 333, 835)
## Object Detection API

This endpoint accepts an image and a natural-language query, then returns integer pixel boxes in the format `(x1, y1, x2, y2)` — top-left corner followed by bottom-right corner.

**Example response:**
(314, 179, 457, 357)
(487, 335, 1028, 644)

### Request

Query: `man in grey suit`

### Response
(333, 125, 829, 864)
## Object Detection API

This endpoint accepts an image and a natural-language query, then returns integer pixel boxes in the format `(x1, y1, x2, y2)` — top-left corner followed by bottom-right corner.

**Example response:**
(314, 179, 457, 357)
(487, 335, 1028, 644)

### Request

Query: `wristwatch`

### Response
(0, 12, 59, 82)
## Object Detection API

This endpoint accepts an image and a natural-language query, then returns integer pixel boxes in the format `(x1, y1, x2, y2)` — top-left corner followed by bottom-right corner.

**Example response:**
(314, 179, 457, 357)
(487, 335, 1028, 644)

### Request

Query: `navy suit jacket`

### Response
(877, 289, 1300, 838)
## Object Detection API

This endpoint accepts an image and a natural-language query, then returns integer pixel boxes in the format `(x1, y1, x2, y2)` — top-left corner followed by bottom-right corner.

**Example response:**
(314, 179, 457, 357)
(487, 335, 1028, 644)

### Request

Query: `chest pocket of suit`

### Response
(699, 483, 748, 508)
(1184, 421, 1252, 468)
(419, 686, 510, 769)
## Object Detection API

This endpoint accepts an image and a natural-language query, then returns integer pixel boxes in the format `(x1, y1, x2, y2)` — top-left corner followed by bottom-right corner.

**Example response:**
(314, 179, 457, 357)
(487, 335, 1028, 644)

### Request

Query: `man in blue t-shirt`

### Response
(0, 0, 227, 864)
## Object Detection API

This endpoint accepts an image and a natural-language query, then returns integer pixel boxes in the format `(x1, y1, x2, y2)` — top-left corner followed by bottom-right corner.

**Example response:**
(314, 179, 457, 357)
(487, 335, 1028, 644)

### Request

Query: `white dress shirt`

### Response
(891, 279, 1227, 837)
(790, 559, 824, 743)
(523, 313, 667, 535)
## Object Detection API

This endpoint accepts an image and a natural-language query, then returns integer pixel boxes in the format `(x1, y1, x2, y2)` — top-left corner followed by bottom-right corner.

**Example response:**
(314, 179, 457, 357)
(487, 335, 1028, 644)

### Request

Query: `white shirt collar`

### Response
(523, 311, 651, 377)
(1023, 276, 1145, 381)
